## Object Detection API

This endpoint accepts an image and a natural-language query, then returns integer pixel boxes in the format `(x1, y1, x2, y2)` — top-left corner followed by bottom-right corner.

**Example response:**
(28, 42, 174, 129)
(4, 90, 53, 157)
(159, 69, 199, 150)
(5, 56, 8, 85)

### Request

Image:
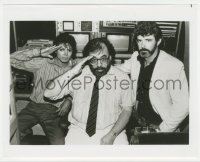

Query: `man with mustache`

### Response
(44, 38, 134, 145)
(117, 21, 189, 132)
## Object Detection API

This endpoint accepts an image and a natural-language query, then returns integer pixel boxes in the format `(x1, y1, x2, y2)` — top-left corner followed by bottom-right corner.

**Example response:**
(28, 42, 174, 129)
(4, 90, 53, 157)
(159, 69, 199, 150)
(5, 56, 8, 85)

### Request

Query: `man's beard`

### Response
(90, 64, 111, 78)
(139, 45, 157, 58)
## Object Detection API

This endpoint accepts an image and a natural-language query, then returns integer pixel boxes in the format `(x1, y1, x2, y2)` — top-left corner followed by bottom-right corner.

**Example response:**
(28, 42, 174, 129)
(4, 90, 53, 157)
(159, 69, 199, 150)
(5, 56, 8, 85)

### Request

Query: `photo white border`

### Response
(1, 1, 200, 161)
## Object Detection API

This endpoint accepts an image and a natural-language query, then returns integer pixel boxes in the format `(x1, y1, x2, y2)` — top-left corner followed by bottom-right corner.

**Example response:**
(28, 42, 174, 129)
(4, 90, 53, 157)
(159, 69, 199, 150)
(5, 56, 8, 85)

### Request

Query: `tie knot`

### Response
(95, 76, 101, 81)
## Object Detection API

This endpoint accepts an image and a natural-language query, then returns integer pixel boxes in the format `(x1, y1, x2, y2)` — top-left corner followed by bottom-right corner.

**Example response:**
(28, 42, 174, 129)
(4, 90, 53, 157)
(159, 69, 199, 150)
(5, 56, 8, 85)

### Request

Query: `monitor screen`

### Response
(69, 33, 90, 53)
(63, 21, 74, 31)
(106, 34, 130, 53)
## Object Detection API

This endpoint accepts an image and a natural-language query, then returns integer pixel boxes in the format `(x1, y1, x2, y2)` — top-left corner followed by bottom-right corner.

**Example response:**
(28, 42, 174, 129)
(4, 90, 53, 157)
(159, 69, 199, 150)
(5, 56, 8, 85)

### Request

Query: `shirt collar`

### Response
(137, 54, 145, 64)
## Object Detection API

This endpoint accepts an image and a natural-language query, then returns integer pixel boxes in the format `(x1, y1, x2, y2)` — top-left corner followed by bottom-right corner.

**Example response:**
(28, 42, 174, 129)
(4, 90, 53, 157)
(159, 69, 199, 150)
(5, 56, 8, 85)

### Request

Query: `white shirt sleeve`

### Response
(120, 75, 134, 111)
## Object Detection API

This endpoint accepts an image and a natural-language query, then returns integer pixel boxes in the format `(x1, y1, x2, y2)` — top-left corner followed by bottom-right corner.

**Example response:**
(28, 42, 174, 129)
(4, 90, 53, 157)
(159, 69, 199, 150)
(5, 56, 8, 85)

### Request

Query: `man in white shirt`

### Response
(117, 21, 189, 132)
(44, 38, 134, 145)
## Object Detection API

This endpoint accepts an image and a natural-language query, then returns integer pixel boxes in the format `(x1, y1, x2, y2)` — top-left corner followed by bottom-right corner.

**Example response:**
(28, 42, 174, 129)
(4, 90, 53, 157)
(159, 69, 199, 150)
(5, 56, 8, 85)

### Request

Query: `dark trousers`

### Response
(18, 101, 65, 145)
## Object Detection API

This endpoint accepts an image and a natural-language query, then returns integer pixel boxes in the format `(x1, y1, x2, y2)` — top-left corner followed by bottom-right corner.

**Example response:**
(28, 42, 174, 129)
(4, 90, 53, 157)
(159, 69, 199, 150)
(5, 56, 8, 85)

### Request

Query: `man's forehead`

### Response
(137, 34, 155, 39)
(60, 43, 72, 48)
(89, 43, 109, 58)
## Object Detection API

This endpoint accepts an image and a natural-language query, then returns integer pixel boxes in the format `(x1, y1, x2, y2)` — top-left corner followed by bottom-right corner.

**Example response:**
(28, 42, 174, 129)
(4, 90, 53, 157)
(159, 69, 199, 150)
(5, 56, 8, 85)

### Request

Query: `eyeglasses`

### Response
(90, 56, 109, 65)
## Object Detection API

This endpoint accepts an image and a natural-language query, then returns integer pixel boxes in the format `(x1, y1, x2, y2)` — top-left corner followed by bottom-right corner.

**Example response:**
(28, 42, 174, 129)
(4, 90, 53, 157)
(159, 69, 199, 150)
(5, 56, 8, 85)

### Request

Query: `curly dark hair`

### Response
(53, 32, 77, 59)
(82, 38, 116, 64)
(134, 21, 162, 42)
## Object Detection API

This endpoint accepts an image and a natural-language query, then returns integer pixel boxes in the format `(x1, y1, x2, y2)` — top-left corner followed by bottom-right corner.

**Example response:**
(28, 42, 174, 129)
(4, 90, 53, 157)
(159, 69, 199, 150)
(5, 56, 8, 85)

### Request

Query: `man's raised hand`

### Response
(40, 45, 62, 58)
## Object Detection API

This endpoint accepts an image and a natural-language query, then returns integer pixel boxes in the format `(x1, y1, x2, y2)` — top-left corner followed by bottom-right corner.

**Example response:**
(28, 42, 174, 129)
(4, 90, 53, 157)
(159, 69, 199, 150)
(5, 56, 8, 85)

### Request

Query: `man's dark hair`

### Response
(134, 21, 162, 42)
(53, 32, 77, 59)
(82, 38, 116, 64)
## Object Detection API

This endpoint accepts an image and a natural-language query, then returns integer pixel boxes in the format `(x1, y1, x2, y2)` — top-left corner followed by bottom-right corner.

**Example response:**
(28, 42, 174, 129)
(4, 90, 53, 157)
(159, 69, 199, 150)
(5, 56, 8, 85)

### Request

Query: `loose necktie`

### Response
(86, 77, 100, 137)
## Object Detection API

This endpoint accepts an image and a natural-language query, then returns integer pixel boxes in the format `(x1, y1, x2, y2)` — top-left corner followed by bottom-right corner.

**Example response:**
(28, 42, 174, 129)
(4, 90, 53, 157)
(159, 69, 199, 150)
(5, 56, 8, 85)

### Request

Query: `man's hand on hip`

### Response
(56, 97, 72, 116)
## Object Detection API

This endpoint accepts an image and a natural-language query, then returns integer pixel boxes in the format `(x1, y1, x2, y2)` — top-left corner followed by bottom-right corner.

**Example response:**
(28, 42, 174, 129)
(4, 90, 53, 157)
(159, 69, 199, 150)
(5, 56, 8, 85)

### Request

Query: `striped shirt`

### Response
(10, 50, 76, 108)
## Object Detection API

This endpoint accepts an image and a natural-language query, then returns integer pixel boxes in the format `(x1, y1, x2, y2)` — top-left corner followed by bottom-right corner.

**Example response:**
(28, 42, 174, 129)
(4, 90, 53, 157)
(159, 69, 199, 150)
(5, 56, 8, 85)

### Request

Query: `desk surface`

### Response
(131, 132, 189, 145)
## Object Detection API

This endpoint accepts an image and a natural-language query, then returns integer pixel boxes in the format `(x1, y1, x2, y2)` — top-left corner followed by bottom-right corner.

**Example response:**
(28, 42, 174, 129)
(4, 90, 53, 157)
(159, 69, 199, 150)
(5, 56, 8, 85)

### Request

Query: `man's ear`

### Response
(157, 38, 162, 46)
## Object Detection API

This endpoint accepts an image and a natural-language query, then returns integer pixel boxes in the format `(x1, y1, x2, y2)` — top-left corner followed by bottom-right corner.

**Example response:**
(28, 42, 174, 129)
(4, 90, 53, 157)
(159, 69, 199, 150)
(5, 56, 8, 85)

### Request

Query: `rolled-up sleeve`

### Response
(10, 50, 46, 73)
(120, 76, 134, 111)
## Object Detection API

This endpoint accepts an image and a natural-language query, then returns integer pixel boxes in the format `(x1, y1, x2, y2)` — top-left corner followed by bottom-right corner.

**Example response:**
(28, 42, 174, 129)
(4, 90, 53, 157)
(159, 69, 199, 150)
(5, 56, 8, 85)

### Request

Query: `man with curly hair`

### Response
(11, 33, 77, 144)
(117, 21, 189, 132)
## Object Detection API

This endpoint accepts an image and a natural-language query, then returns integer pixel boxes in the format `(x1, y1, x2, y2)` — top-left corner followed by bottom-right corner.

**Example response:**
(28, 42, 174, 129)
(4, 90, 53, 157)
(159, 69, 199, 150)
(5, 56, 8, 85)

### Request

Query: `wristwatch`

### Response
(32, 48, 41, 57)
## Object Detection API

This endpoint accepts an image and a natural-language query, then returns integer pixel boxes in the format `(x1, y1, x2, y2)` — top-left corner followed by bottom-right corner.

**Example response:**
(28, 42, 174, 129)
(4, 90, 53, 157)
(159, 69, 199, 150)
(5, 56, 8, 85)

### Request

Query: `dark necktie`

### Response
(86, 77, 100, 137)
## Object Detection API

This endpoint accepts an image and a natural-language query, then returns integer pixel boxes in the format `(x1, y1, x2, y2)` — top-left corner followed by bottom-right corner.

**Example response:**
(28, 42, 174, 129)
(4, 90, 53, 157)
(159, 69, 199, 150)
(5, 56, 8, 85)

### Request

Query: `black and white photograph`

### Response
(9, 20, 189, 145)
(1, 2, 200, 162)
